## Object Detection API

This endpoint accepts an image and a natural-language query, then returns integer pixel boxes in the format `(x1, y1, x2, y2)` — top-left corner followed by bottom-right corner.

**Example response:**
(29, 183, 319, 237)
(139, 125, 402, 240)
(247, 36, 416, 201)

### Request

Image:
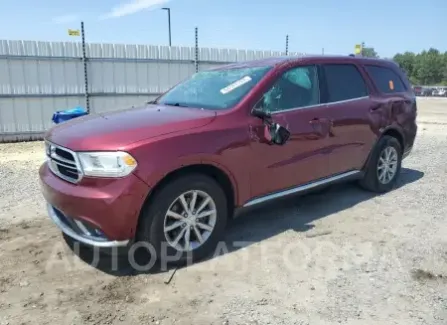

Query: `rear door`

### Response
(318, 63, 377, 174)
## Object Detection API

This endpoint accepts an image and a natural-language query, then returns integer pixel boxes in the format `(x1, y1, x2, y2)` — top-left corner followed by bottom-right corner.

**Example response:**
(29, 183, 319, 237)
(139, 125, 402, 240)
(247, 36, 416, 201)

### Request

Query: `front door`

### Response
(249, 65, 335, 199)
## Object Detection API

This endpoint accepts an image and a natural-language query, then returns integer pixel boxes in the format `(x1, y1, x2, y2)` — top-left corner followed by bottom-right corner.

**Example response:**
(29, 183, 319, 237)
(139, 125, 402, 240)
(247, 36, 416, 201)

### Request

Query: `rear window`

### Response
(364, 65, 407, 94)
(322, 64, 368, 103)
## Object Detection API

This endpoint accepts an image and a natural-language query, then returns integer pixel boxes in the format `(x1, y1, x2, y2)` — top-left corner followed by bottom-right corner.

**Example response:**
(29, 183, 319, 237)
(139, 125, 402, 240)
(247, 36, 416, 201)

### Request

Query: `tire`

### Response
(136, 174, 228, 265)
(359, 135, 402, 193)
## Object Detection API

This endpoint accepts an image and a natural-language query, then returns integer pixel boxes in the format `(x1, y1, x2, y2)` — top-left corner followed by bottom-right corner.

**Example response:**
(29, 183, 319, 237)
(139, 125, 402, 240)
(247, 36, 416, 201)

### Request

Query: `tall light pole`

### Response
(162, 7, 172, 46)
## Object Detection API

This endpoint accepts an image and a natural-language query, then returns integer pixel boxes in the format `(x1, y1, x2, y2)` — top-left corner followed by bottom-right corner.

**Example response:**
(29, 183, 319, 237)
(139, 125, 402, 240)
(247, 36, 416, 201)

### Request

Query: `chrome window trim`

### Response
(45, 140, 84, 183)
(253, 61, 372, 115)
(268, 96, 370, 115)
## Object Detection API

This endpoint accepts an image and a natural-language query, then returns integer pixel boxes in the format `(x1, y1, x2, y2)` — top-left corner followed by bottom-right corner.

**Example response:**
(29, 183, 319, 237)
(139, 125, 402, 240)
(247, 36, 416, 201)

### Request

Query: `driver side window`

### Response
(256, 65, 320, 113)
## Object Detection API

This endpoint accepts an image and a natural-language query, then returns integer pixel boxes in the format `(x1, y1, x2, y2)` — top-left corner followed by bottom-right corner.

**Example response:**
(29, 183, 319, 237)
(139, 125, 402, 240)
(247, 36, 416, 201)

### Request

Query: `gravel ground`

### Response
(0, 98, 446, 325)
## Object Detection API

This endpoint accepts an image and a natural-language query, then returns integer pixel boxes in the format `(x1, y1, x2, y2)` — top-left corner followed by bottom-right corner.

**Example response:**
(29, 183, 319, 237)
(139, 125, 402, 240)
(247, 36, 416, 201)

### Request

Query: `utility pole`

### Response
(194, 27, 199, 72)
(67, 22, 89, 112)
(81, 22, 90, 113)
(162, 7, 172, 46)
(285, 35, 289, 56)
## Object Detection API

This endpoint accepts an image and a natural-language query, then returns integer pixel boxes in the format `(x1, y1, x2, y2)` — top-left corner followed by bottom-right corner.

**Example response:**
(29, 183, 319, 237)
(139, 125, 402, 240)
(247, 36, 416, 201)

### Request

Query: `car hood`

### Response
(45, 104, 217, 151)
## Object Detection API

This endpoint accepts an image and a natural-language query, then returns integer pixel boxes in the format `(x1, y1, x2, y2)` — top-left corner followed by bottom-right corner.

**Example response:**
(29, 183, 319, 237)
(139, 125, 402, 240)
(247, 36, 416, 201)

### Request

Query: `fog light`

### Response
(94, 229, 105, 237)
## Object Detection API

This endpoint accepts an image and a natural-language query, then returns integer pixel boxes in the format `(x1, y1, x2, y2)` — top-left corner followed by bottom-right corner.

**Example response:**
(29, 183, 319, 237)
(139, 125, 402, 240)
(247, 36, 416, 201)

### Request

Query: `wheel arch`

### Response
(362, 126, 405, 171)
(139, 162, 237, 223)
(381, 126, 405, 152)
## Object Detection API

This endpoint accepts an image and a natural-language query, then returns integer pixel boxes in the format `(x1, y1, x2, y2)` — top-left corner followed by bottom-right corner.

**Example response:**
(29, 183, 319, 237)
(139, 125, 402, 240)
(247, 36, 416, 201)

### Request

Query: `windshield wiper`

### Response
(162, 102, 189, 107)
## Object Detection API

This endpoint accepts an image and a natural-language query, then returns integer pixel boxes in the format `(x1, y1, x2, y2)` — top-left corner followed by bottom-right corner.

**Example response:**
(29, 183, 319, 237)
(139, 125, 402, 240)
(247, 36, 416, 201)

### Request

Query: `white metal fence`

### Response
(0, 40, 301, 142)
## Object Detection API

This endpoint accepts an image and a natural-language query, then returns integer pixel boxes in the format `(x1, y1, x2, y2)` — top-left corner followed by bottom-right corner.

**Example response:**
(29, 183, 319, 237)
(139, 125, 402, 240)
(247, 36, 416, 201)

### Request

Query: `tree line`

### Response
(361, 47, 447, 86)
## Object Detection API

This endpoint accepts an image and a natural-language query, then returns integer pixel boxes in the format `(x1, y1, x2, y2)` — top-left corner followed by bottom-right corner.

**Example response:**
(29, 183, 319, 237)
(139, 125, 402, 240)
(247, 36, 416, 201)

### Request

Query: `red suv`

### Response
(40, 55, 417, 263)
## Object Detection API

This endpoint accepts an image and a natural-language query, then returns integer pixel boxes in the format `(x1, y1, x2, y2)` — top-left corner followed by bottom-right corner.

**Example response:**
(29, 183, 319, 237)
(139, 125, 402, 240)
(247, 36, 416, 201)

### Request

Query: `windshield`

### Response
(156, 66, 272, 110)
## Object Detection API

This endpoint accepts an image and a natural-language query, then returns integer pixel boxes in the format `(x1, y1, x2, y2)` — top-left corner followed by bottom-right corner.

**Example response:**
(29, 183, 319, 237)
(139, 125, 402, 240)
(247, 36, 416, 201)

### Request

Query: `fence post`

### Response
(194, 27, 199, 73)
(285, 35, 289, 56)
(81, 21, 90, 113)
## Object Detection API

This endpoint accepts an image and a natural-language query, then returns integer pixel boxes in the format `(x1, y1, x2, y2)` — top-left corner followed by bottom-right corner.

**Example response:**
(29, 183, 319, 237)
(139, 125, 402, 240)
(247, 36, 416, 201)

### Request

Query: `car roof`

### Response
(212, 55, 398, 70)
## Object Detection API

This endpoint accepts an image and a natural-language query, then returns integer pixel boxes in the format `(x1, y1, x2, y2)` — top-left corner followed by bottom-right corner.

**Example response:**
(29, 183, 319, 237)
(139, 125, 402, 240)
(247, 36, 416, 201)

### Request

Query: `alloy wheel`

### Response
(377, 146, 398, 184)
(163, 190, 217, 252)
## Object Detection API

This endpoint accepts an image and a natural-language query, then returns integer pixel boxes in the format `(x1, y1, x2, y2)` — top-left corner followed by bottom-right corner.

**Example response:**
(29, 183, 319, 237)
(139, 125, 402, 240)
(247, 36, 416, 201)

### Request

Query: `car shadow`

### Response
(65, 167, 424, 276)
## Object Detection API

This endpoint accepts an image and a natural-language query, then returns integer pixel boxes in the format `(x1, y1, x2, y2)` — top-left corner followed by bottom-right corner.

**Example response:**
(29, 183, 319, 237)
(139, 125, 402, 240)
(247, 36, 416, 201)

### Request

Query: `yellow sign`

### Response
(68, 29, 80, 36)
(354, 44, 362, 55)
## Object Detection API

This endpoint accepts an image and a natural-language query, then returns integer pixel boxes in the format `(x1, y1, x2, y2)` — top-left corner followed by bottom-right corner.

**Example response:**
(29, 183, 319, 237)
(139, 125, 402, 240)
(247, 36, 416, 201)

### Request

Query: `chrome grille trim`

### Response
(50, 159, 76, 169)
(45, 141, 83, 183)
(50, 154, 76, 166)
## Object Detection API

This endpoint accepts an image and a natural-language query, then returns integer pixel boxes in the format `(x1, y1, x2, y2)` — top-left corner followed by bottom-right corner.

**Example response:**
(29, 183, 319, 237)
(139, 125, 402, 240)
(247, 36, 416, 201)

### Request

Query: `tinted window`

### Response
(365, 65, 406, 93)
(157, 66, 272, 110)
(322, 64, 368, 103)
(256, 65, 320, 112)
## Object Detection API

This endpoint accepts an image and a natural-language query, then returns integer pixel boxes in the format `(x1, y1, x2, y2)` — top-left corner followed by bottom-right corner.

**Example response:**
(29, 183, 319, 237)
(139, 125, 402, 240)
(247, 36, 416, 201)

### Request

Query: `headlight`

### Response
(77, 151, 137, 178)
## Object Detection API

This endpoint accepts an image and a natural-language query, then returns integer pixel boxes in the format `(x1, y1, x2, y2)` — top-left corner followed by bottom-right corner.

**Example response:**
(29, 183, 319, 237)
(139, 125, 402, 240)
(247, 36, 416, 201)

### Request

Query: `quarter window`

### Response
(256, 65, 320, 112)
(322, 64, 368, 103)
(364, 65, 406, 93)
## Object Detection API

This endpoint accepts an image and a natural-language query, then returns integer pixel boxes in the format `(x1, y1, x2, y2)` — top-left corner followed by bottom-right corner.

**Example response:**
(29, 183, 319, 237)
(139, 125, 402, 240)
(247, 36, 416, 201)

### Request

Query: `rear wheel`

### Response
(359, 135, 402, 193)
(136, 174, 228, 265)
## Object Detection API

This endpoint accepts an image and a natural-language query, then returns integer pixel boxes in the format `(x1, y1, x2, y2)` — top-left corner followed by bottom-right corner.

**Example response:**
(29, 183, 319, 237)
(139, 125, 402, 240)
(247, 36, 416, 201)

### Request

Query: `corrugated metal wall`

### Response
(0, 40, 301, 142)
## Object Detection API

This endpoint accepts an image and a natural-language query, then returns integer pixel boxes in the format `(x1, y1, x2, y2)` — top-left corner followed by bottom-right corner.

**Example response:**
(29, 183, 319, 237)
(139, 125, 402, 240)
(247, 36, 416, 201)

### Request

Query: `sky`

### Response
(0, 0, 445, 58)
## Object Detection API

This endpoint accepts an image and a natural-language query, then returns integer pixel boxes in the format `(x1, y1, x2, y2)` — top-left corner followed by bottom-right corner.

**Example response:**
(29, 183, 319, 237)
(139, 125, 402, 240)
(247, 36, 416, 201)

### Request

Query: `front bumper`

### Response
(47, 204, 130, 247)
(40, 163, 150, 248)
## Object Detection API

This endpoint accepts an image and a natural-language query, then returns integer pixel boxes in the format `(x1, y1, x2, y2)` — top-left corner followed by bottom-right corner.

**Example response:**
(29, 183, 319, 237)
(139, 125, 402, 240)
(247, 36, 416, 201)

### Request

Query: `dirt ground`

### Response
(0, 98, 446, 325)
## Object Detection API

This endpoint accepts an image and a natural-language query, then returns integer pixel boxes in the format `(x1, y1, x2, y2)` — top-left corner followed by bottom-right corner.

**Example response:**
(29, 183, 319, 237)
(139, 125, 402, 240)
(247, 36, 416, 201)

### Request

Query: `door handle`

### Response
(310, 118, 332, 125)
(370, 104, 381, 112)
(310, 118, 334, 138)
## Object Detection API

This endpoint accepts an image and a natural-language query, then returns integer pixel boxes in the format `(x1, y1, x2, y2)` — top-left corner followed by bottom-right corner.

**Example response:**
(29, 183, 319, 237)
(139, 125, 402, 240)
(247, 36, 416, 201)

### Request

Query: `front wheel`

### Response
(136, 174, 228, 265)
(359, 136, 402, 193)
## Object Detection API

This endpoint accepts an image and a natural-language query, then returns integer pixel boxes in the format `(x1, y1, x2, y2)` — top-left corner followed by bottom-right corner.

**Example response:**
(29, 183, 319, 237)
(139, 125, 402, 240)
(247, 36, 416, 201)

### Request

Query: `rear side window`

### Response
(322, 64, 368, 103)
(364, 65, 406, 94)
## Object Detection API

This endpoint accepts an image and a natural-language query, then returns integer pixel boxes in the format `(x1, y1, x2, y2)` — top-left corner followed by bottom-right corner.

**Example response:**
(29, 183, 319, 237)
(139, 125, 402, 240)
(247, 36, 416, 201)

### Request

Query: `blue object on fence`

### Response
(52, 106, 88, 124)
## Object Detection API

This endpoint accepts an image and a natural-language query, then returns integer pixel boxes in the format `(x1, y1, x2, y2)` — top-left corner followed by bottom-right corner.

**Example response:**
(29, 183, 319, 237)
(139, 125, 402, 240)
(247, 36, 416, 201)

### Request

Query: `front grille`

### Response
(45, 142, 82, 183)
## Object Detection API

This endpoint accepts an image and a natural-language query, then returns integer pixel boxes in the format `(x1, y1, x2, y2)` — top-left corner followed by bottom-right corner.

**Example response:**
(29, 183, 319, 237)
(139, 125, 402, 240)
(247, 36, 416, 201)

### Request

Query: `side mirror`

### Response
(265, 123, 290, 145)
